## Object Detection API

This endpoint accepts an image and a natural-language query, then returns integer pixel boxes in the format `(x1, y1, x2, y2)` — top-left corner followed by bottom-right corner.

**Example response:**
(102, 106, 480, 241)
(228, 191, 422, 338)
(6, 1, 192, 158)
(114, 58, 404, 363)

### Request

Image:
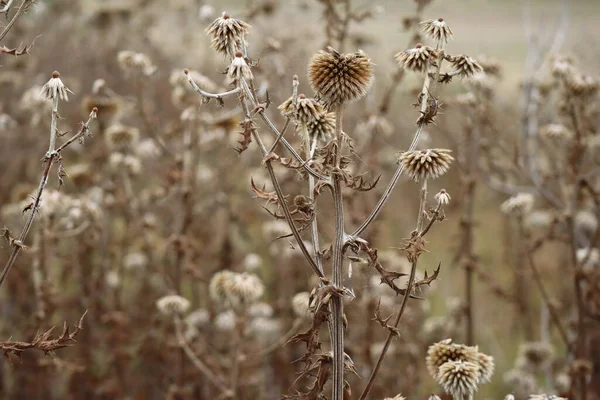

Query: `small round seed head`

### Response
(466, 71, 493, 94)
(292, 291, 311, 318)
(104, 123, 140, 150)
(248, 302, 274, 318)
(156, 295, 191, 316)
(516, 341, 554, 372)
(476, 352, 495, 383)
(505, 395, 516, 400)
(215, 310, 236, 331)
(540, 124, 573, 141)
(41, 71, 73, 101)
(575, 210, 598, 235)
(399, 149, 454, 182)
(436, 360, 480, 399)
(308, 47, 374, 108)
(117, 51, 156, 76)
(277, 96, 295, 115)
(209, 270, 236, 304)
(447, 54, 483, 78)
(227, 272, 265, 306)
(228, 52, 253, 84)
(421, 18, 453, 43)
(105, 270, 120, 289)
(435, 189, 451, 205)
(296, 96, 327, 125)
(307, 111, 335, 143)
(426, 339, 479, 379)
(205, 12, 251, 57)
(500, 193, 535, 216)
(395, 44, 438, 73)
(185, 308, 210, 327)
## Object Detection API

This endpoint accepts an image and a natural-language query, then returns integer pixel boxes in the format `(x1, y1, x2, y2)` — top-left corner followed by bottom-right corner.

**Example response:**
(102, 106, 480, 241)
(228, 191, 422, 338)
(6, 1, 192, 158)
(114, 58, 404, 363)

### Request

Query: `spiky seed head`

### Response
(41, 71, 73, 101)
(500, 193, 535, 216)
(476, 352, 495, 383)
(227, 272, 265, 306)
(307, 111, 335, 143)
(296, 96, 327, 125)
(278, 96, 295, 115)
(447, 55, 483, 78)
(395, 44, 438, 73)
(291, 291, 311, 318)
(308, 46, 374, 108)
(434, 189, 451, 205)
(421, 18, 453, 43)
(123, 252, 148, 271)
(540, 124, 573, 141)
(399, 149, 454, 182)
(436, 360, 479, 399)
(156, 295, 191, 316)
(228, 51, 253, 84)
(104, 123, 140, 150)
(117, 51, 156, 76)
(209, 270, 236, 304)
(426, 339, 479, 379)
(205, 12, 251, 57)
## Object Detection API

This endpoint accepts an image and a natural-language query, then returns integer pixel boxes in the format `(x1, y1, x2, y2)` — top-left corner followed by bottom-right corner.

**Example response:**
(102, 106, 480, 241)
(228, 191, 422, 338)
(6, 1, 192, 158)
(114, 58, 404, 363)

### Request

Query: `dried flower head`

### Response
(355, 114, 393, 138)
(156, 295, 191, 316)
(292, 291, 311, 318)
(41, 71, 73, 101)
(565, 73, 599, 97)
(399, 149, 454, 182)
(540, 124, 573, 141)
(104, 123, 140, 150)
(185, 308, 210, 328)
(248, 302, 274, 318)
(227, 272, 265, 306)
(308, 47, 374, 108)
(215, 310, 235, 331)
(516, 341, 554, 372)
(205, 12, 251, 57)
(500, 193, 535, 216)
(307, 111, 335, 143)
(477, 352, 495, 383)
(421, 18, 453, 43)
(435, 189, 451, 205)
(447, 55, 483, 78)
(426, 339, 479, 379)
(296, 95, 327, 124)
(228, 51, 253, 84)
(436, 360, 479, 399)
(117, 51, 156, 76)
(550, 55, 575, 78)
(575, 210, 598, 234)
(209, 270, 235, 304)
(395, 44, 438, 73)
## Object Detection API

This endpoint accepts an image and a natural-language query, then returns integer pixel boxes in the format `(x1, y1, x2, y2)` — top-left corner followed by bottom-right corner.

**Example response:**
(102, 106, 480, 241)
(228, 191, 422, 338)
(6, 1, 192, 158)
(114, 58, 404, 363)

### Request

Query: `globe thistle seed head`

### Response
(292, 291, 311, 318)
(475, 54, 502, 77)
(184, 308, 210, 328)
(205, 12, 251, 57)
(227, 272, 265, 306)
(296, 95, 327, 125)
(500, 193, 535, 216)
(277, 96, 295, 115)
(435, 189, 451, 205)
(423, 316, 455, 342)
(355, 114, 393, 138)
(399, 149, 454, 182)
(516, 341, 554, 372)
(307, 111, 335, 143)
(466, 71, 493, 93)
(524, 210, 553, 230)
(421, 17, 453, 43)
(540, 124, 573, 141)
(447, 55, 483, 78)
(228, 51, 253, 84)
(82, 79, 121, 122)
(135, 138, 161, 160)
(215, 310, 236, 331)
(426, 339, 479, 379)
(41, 71, 73, 101)
(395, 44, 438, 73)
(117, 51, 156, 76)
(104, 123, 140, 150)
(308, 46, 374, 108)
(477, 352, 495, 383)
(67, 163, 94, 187)
(248, 302, 274, 318)
(156, 295, 191, 316)
(436, 360, 480, 399)
(209, 270, 236, 304)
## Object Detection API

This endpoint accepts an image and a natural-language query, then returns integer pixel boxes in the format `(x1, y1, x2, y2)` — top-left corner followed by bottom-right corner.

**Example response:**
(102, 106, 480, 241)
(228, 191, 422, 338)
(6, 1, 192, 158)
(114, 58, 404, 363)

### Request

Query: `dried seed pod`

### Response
(205, 12, 251, 57)
(436, 360, 480, 399)
(307, 111, 335, 143)
(447, 54, 483, 78)
(308, 47, 374, 108)
(477, 352, 495, 383)
(228, 51, 253, 84)
(156, 295, 191, 316)
(426, 339, 479, 379)
(421, 17, 453, 43)
(399, 149, 454, 182)
(395, 44, 438, 73)
(41, 71, 73, 101)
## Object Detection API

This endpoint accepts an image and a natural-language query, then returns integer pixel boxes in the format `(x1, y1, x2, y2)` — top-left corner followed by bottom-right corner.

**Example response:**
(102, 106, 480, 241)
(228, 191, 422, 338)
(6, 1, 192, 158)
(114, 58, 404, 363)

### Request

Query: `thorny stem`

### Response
(47, 97, 58, 155)
(351, 38, 447, 238)
(0, 108, 97, 289)
(308, 136, 324, 274)
(330, 106, 346, 400)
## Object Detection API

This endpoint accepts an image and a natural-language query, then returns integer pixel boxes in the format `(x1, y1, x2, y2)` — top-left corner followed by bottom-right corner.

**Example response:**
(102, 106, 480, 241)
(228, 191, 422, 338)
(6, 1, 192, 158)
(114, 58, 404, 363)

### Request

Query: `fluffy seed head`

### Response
(395, 44, 438, 73)
(500, 193, 535, 216)
(426, 339, 479, 379)
(209, 270, 236, 304)
(421, 18, 453, 43)
(447, 55, 483, 78)
(228, 52, 253, 84)
(292, 291, 311, 318)
(477, 352, 495, 383)
(227, 272, 265, 306)
(540, 124, 573, 141)
(156, 295, 191, 316)
(41, 71, 73, 101)
(308, 47, 374, 108)
(307, 111, 335, 143)
(436, 360, 480, 399)
(205, 12, 251, 57)
(399, 149, 454, 182)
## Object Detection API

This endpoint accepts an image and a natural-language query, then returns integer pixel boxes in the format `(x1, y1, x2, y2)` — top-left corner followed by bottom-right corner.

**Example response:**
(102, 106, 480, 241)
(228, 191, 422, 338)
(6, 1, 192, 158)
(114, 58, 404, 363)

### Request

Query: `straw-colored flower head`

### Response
(308, 47, 374, 108)
(117, 51, 156, 76)
(307, 111, 335, 143)
(277, 96, 295, 116)
(228, 51, 253, 84)
(156, 295, 191, 316)
(105, 270, 120, 289)
(500, 193, 535, 216)
(399, 149, 454, 182)
(355, 114, 393, 138)
(67, 163, 94, 187)
(540, 124, 573, 141)
(516, 341, 554, 372)
(566, 73, 599, 98)
(41, 71, 73, 101)
(205, 12, 251, 57)
(426, 339, 479, 379)
(435, 189, 451, 205)
(421, 17, 453, 43)
(447, 55, 483, 78)
(436, 360, 480, 399)
(292, 291, 311, 318)
(477, 352, 495, 383)
(209, 270, 236, 304)
(296, 95, 327, 125)
(104, 123, 140, 150)
(395, 44, 438, 73)
(108, 153, 142, 175)
(227, 272, 265, 306)
(505, 395, 516, 400)
(466, 71, 493, 93)
(185, 308, 210, 327)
